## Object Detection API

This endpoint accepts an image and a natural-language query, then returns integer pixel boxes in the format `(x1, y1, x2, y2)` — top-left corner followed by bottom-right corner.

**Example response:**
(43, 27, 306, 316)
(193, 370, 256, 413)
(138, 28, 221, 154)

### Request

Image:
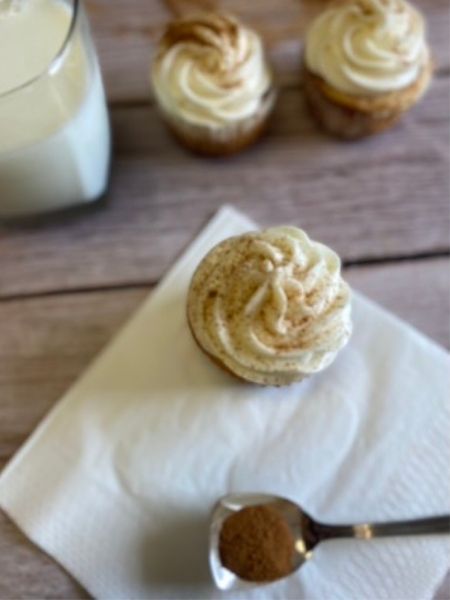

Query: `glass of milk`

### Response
(0, 0, 111, 217)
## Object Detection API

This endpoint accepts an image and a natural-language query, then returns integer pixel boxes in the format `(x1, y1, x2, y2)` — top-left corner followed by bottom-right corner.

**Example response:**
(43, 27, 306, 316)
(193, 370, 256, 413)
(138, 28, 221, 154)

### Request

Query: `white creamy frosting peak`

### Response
(188, 227, 352, 385)
(305, 0, 429, 95)
(151, 13, 272, 127)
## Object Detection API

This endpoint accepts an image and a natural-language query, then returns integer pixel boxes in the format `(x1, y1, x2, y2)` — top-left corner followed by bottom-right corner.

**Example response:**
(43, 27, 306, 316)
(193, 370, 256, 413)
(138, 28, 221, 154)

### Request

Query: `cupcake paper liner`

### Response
(157, 87, 277, 156)
(303, 60, 433, 139)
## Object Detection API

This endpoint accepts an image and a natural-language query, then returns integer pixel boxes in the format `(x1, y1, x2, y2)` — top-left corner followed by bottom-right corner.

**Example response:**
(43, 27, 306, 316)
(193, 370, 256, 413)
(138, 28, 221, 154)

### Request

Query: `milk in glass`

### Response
(0, 0, 110, 216)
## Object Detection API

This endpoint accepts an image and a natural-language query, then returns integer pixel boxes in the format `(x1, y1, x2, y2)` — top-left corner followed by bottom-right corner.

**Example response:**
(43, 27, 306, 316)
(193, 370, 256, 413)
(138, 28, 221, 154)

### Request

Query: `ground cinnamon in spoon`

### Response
(219, 504, 295, 582)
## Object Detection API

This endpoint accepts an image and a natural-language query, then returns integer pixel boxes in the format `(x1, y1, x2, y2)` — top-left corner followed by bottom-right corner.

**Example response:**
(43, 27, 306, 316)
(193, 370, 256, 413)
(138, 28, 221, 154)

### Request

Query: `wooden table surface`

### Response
(0, 0, 449, 597)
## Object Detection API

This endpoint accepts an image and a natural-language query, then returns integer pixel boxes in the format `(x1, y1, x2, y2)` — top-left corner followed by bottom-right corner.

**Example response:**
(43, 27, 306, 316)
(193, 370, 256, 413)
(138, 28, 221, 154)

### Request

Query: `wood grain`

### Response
(1, 79, 449, 298)
(0, 0, 449, 596)
(1, 258, 448, 469)
(436, 574, 450, 600)
(84, 0, 450, 102)
(0, 257, 449, 598)
(0, 513, 89, 600)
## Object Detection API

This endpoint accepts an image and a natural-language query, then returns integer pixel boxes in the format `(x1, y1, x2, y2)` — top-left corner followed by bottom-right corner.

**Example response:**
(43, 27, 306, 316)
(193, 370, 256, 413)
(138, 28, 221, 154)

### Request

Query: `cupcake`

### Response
(187, 227, 352, 386)
(151, 12, 276, 155)
(303, 0, 433, 138)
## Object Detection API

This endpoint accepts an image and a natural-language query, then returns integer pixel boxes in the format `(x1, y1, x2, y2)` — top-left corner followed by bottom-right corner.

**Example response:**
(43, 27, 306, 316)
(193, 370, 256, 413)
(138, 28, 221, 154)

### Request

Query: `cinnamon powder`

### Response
(219, 505, 295, 582)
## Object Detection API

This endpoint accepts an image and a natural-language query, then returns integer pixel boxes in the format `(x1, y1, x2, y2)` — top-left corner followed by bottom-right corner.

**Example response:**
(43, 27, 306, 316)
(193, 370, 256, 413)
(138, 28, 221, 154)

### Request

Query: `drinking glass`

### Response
(0, 0, 111, 217)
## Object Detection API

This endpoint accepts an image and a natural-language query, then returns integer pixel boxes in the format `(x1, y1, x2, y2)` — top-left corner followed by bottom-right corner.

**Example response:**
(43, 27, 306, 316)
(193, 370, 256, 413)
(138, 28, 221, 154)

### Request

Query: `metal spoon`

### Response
(209, 493, 450, 591)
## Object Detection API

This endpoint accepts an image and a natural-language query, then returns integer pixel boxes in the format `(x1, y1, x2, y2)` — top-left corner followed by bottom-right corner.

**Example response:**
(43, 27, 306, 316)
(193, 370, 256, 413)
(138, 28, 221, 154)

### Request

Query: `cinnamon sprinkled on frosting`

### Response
(305, 0, 430, 95)
(151, 13, 273, 128)
(187, 227, 352, 385)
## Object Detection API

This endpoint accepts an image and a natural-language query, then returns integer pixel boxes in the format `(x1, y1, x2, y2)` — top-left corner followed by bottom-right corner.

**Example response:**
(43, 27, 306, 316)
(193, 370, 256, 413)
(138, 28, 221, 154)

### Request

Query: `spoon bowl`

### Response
(209, 492, 450, 591)
(209, 493, 314, 591)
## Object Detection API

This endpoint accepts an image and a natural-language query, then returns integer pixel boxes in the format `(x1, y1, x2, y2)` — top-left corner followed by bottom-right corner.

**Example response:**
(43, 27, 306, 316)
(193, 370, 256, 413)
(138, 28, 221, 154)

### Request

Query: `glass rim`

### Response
(0, 0, 80, 100)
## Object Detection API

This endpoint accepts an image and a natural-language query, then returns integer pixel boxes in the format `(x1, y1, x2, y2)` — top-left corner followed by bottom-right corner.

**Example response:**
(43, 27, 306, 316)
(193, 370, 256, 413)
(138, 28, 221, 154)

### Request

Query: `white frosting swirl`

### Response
(187, 227, 352, 385)
(151, 13, 273, 128)
(305, 0, 429, 95)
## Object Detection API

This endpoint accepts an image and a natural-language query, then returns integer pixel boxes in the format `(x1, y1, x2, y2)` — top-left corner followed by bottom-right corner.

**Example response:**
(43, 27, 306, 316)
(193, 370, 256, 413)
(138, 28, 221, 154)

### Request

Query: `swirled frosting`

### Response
(305, 0, 430, 95)
(151, 13, 273, 127)
(187, 227, 352, 385)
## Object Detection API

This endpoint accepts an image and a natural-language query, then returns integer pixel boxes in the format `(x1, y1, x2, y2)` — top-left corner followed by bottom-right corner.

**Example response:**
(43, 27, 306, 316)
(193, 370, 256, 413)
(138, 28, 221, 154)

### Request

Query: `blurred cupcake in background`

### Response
(303, 0, 433, 138)
(151, 12, 276, 155)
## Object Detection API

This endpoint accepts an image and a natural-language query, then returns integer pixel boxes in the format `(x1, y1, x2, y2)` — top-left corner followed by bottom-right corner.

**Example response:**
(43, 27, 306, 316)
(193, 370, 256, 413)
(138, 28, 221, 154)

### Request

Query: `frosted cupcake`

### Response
(187, 227, 352, 386)
(151, 12, 276, 155)
(303, 0, 433, 138)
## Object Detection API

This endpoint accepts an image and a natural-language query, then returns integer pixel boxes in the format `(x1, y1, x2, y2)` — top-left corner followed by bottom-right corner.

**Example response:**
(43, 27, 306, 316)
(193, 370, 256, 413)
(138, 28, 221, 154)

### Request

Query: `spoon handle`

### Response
(314, 515, 450, 541)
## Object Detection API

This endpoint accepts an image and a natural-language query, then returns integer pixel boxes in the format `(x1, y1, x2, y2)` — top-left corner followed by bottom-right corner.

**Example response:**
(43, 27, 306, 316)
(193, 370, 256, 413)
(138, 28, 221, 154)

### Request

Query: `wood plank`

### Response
(0, 288, 148, 472)
(1, 80, 448, 298)
(0, 512, 89, 600)
(435, 575, 450, 600)
(0, 289, 143, 599)
(85, 0, 450, 102)
(0, 258, 448, 469)
(0, 257, 448, 597)
(345, 258, 450, 347)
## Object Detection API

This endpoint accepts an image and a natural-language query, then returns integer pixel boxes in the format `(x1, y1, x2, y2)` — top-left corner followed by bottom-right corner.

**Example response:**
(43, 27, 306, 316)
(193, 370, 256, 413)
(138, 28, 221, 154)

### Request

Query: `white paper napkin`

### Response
(0, 206, 449, 600)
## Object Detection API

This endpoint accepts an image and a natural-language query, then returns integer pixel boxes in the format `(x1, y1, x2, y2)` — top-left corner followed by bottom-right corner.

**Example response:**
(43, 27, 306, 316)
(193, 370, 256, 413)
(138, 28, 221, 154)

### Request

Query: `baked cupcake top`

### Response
(151, 13, 273, 128)
(187, 227, 352, 386)
(305, 0, 430, 96)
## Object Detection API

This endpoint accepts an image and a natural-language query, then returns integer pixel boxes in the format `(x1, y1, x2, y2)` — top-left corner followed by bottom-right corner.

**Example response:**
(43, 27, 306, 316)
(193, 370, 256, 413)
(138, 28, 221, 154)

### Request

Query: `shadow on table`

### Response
(139, 510, 211, 590)
(0, 189, 111, 230)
